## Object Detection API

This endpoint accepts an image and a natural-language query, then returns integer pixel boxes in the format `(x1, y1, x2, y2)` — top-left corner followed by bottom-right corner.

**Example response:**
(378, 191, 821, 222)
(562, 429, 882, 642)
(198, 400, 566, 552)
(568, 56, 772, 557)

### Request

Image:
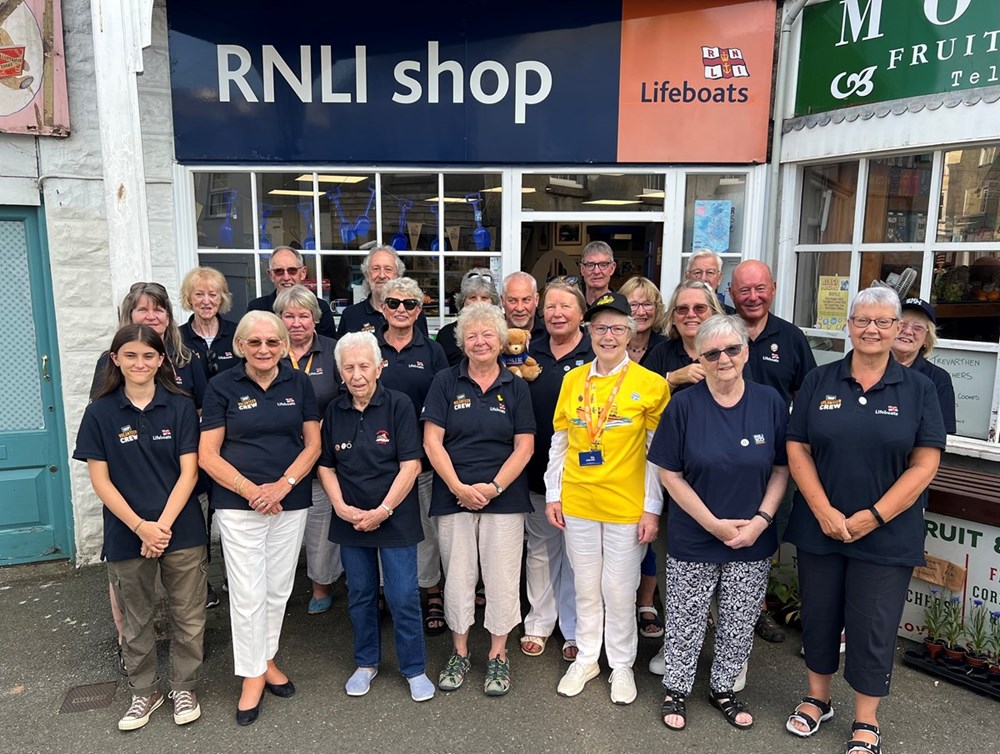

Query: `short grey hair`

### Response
(581, 240, 614, 262)
(361, 245, 406, 295)
(851, 287, 902, 319)
(687, 249, 722, 273)
(273, 284, 321, 322)
(334, 331, 381, 371)
(382, 276, 423, 304)
(502, 271, 538, 296)
(454, 268, 500, 310)
(694, 314, 749, 353)
(270, 246, 304, 267)
(233, 311, 289, 358)
(455, 303, 508, 353)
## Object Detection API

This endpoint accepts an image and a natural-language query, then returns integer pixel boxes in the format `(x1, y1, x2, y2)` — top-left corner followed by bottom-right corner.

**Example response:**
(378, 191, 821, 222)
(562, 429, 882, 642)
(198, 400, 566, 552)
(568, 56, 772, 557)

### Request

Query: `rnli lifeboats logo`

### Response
(702, 47, 749, 80)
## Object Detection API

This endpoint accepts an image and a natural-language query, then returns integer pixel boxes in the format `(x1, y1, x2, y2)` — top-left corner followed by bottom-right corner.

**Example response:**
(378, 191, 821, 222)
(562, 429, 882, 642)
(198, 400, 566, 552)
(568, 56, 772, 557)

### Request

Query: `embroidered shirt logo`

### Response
(375, 429, 390, 445)
(875, 405, 899, 417)
(408, 360, 425, 369)
(754, 434, 766, 445)
(277, 397, 297, 407)
(818, 396, 842, 411)
(118, 424, 138, 444)
(152, 427, 173, 441)
(453, 393, 472, 411)
(237, 396, 258, 411)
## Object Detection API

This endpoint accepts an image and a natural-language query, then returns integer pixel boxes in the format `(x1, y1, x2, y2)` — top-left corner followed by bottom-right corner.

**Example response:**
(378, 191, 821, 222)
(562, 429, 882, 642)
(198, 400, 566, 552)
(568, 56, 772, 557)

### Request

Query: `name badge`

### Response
(579, 450, 604, 467)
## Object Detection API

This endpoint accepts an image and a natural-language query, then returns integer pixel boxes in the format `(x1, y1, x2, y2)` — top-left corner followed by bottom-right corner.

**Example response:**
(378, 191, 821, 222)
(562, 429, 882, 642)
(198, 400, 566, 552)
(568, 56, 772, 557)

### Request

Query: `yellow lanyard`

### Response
(289, 352, 314, 374)
(583, 361, 628, 449)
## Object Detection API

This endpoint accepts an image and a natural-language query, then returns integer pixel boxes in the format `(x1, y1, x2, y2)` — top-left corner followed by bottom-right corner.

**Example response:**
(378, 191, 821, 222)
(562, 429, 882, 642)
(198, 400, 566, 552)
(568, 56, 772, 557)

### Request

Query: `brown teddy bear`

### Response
(501, 328, 541, 381)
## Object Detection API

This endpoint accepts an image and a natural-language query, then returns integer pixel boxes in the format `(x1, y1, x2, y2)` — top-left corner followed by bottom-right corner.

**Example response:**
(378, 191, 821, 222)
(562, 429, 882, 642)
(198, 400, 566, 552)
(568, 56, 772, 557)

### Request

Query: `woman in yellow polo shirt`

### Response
(545, 291, 669, 706)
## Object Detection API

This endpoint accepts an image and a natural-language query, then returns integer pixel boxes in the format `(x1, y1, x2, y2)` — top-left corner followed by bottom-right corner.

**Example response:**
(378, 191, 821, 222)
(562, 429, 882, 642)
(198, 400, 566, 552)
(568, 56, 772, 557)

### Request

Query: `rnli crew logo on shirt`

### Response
(277, 397, 297, 407)
(409, 360, 425, 370)
(875, 404, 899, 417)
(762, 343, 779, 363)
(237, 395, 258, 411)
(375, 429, 390, 445)
(453, 394, 471, 411)
(118, 425, 138, 444)
(819, 395, 842, 411)
(152, 428, 173, 441)
(361, 323, 376, 333)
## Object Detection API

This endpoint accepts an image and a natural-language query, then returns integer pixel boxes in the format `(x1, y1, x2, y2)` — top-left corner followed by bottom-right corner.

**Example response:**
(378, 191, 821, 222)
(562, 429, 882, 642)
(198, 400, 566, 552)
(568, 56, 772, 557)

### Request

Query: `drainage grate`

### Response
(60, 681, 118, 713)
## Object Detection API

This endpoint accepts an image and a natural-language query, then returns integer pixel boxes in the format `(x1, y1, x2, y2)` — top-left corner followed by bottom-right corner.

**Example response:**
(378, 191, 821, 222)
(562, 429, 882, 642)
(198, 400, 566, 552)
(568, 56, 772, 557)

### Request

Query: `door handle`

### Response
(41, 354, 51, 382)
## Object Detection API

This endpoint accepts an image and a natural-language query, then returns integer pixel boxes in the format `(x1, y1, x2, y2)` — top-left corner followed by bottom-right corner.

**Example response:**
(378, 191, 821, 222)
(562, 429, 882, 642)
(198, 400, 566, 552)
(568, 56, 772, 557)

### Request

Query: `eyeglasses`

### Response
(687, 268, 720, 279)
(849, 316, 897, 330)
(242, 337, 283, 349)
(700, 344, 744, 362)
(675, 304, 710, 316)
(269, 266, 303, 277)
(384, 297, 420, 311)
(581, 260, 614, 271)
(590, 324, 629, 336)
(629, 301, 656, 311)
(899, 319, 928, 335)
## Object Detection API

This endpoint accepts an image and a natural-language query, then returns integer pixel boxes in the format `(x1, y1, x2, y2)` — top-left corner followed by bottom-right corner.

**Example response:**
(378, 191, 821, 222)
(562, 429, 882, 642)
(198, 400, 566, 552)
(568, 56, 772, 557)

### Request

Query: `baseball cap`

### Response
(584, 291, 631, 321)
(900, 297, 936, 324)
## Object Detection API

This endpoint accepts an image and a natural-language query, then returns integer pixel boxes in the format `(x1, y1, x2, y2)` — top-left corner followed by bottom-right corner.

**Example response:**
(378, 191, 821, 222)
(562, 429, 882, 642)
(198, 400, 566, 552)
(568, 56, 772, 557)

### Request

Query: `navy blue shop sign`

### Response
(167, 1, 622, 164)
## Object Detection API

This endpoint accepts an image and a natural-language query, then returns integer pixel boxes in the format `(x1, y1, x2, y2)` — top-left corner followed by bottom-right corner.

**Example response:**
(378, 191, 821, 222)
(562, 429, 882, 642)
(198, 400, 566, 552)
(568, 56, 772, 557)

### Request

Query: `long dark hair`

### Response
(93, 324, 191, 400)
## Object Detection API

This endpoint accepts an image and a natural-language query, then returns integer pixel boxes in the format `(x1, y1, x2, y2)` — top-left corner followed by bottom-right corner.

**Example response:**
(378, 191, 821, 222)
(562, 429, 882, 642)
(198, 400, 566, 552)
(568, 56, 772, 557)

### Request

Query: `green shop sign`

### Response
(795, 0, 1000, 115)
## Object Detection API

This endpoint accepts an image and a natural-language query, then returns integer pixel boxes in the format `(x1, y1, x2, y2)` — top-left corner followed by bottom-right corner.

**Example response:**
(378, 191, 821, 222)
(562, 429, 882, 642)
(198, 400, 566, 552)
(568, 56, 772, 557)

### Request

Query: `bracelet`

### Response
(132, 519, 145, 534)
(233, 472, 242, 488)
(869, 506, 886, 527)
(754, 510, 774, 526)
(236, 477, 247, 496)
(380, 503, 393, 517)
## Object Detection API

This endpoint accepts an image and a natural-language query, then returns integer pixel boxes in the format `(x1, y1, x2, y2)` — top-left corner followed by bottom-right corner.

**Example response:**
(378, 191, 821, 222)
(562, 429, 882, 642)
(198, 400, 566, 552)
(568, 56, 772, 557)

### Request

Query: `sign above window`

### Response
(167, 0, 776, 164)
(795, 0, 1000, 116)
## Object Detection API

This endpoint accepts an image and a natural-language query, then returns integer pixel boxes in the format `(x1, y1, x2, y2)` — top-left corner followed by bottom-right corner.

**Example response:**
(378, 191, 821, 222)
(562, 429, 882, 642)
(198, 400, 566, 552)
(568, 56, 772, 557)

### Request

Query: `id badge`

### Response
(578, 450, 604, 467)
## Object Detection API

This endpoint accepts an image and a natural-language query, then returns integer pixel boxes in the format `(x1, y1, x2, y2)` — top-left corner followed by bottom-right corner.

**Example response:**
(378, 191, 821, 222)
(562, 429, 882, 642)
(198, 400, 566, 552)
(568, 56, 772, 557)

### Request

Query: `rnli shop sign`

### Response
(795, 0, 1000, 115)
(167, 0, 776, 164)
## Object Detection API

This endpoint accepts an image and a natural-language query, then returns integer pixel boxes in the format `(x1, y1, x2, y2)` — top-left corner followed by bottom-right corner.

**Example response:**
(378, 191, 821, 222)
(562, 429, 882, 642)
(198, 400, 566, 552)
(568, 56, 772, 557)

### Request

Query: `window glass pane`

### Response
(316, 174, 375, 251)
(440, 175, 503, 251)
(196, 253, 257, 314)
(807, 337, 846, 367)
(683, 174, 746, 254)
(931, 250, 1000, 343)
(381, 174, 437, 250)
(863, 154, 933, 243)
(521, 173, 664, 212)
(860, 251, 922, 299)
(319, 253, 369, 309)
(257, 252, 319, 301)
(799, 162, 858, 244)
(938, 145, 1000, 242)
(794, 252, 851, 330)
(256, 173, 322, 250)
(925, 348, 995, 439)
(679, 253, 740, 309)
(194, 172, 253, 249)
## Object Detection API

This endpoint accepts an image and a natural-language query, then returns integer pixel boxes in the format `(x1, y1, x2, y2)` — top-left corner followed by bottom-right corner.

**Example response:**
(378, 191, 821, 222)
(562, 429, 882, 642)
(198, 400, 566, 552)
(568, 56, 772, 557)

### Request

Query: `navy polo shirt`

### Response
(649, 381, 787, 563)
(248, 290, 337, 339)
(201, 361, 321, 511)
(783, 353, 947, 567)
(911, 353, 957, 434)
(525, 332, 594, 494)
(318, 384, 424, 548)
(282, 333, 340, 416)
(377, 326, 450, 426)
(436, 321, 464, 367)
(645, 337, 751, 394)
(421, 362, 536, 516)
(73, 386, 206, 562)
(90, 350, 207, 409)
(181, 315, 239, 381)
(745, 313, 817, 406)
(336, 297, 430, 338)
(639, 331, 669, 367)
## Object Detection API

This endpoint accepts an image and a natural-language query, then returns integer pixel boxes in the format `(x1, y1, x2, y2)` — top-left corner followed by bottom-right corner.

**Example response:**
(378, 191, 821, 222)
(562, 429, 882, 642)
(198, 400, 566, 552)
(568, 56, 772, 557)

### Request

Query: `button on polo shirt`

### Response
(248, 290, 338, 339)
(421, 363, 536, 516)
(181, 315, 240, 381)
(911, 353, 957, 434)
(201, 362, 321, 511)
(377, 326, 450, 426)
(283, 333, 340, 416)
(745, 313, 817, 406)
(525, 332, 594, 494)
(336, 297, 430, 338)
(318, 384, 424, 548)
(649, 381, 787, 563)
(73, 386, 206, 562)
(784, 353, 946, 567)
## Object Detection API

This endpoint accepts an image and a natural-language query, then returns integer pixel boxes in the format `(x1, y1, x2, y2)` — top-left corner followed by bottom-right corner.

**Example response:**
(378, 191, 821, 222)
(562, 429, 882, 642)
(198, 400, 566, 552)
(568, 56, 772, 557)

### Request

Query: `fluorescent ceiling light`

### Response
(269, 189, 322, 197)
(719, 177, 745, 185)
(424, 196, 468, 204)
(295, 174, 367, 184)
(635, 190, 665, 199)
(482, 187, 537, 194)
(581, 199, 642, 206)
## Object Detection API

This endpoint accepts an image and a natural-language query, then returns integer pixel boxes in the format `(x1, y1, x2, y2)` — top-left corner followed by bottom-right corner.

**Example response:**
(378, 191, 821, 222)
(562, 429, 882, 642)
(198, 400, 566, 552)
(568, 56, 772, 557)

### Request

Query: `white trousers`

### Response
(304, 479, 344, 585)
(215, 507, 308, 678)
(564, 514, 643, 670)
(437, 511, 524, 637)
(523, 492, 577, 640)
(415, 471, 441, 588)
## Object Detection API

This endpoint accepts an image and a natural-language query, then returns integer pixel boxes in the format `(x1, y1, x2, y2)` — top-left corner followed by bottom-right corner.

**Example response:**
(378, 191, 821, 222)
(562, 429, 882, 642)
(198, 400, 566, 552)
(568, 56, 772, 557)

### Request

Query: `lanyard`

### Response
(290, 352, 314, 374)
(583, 361, 628, 449)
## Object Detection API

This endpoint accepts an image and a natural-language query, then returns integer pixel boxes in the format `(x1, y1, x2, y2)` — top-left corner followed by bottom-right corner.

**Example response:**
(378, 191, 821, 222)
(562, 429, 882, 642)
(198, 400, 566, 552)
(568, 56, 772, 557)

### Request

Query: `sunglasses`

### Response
(269, 266, 303, 277)
(243, 338, 283, 349)
(384, 297, 420, 311)
(465, 272, 493, 283)
(700, 344, 743, 362)
(675, 304, 710, 316)
(547, 275, 580, 284)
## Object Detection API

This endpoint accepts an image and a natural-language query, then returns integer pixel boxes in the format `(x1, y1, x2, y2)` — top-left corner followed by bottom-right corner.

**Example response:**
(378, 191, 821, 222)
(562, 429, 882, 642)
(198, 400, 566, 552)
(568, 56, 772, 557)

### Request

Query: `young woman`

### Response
(74, 324, 207, 732)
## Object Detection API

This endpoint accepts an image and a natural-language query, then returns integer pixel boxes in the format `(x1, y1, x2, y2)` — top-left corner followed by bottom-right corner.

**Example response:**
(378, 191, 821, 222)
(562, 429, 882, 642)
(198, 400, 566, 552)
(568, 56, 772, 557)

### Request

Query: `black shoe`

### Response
(236, 692, 263, 726)
(755, 611, 786, 643)
(264, 679, 295, 698)
(206, 583, 221, 609)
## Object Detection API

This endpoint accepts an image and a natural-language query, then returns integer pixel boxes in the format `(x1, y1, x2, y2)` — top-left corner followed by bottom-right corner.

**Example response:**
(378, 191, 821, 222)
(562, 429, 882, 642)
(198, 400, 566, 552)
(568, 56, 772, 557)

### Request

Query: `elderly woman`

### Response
(273, 285, 343, 615)
(784, 288, 945, 754)
(648, 315, 789, 731)
(316, 332, 433, 702)
(620, 276, 669, 365)
(199, 311, 321, 726)
(546, 292, 669, 705)
(891, 297, 957, 434)
(376, 277, 450, 635)
(437, 268, 501, 366)
(520, 279, 592, 662)
(179, 266, 239, 380)
(422, 303, 535, 696)
(645, 280, 726, 393)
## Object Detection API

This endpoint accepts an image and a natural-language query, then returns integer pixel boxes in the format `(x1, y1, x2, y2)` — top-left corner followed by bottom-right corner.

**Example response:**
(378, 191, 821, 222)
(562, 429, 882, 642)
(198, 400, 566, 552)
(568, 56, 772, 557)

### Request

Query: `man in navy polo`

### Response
(502, 272, 546, 343)
(337, 246, 430, 337)
(686, 249, 735, 314)
(247, 247, 338, 338)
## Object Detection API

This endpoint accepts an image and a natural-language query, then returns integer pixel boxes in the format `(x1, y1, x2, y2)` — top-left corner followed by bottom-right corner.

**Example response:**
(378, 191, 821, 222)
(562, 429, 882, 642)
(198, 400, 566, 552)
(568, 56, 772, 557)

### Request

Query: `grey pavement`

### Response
(1, 555, 996, 754)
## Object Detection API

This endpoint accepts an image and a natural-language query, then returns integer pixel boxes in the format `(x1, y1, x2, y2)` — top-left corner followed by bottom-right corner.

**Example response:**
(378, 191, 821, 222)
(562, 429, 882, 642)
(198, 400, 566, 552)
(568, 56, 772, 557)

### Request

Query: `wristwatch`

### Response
(491, 480, 504, 495)
(285, 476, 297, 486)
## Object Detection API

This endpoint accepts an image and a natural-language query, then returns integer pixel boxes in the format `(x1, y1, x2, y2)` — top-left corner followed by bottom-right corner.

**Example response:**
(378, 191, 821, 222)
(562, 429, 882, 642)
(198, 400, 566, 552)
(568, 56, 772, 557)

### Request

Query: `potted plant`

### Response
(941, 596, 965, 663)
(922, 588, 947, 659)
(963, 599, 989, 670)
(767, 562, 801, 628)
(987, 610, 1000, 683)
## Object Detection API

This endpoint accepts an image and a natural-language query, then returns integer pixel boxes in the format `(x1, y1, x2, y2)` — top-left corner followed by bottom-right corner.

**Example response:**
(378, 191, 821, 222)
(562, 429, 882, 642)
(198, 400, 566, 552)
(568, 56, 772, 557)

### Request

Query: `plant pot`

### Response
(987, 663, 1000, 685)
(942, 645, 965, 664)
(964, 652, 988, 670)
(923, 637, 944, 660)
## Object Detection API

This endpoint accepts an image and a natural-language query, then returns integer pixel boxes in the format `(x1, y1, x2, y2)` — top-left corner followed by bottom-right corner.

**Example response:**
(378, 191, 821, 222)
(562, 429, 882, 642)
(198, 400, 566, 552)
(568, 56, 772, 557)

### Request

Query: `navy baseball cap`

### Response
(900, 297, 936, 324)
(585, 291, 631, 321)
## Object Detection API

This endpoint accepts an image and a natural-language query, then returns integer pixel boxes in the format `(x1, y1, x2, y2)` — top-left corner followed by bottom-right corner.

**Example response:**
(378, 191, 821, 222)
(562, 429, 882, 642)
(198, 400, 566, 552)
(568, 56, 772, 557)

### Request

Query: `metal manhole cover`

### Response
(60, 681, 117, 713)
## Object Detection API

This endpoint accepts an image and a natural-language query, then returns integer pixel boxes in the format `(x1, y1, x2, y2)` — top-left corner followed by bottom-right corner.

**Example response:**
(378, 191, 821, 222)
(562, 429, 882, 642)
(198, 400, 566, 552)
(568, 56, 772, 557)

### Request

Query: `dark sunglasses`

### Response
(384, 297, 420, 311)
(700, 344, 743, 362)
(269, 266, 303, 277)
(547, 275, 580, 284)
(675, 304, 710, 316)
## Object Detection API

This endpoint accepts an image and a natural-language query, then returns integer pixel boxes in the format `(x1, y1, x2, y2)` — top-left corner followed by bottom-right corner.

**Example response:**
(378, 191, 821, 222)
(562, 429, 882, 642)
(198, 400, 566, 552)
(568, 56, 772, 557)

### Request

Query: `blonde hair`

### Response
(180, 266, 233, 314)
(665, 281, 725, 339)
(619, 276, 668, 334)
(233, 311, 290, 358)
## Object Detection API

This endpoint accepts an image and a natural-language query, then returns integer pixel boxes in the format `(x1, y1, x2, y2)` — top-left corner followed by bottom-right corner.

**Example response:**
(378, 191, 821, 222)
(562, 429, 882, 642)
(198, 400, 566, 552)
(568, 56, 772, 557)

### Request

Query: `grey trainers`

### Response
(438, 652, 471, 691)
(118, 690, 165, 731)
(484, 656, 511, 697)
(169, 689, 201, 725)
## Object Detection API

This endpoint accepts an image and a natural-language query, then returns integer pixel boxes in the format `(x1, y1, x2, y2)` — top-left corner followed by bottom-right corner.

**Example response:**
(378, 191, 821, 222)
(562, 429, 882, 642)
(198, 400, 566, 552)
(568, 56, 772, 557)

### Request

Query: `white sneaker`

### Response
(609, 667, 637, 705)
(733, 661, 748, 692)
(648, 650, 665, 676)
(557, 661, 600, 697)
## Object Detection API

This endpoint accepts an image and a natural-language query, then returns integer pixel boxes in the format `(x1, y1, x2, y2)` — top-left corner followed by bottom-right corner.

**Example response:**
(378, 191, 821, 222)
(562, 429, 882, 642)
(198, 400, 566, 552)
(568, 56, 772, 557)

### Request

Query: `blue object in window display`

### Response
(298, 200, 315, 249)
(219, 190, 236, 246)
(391, 199, 412, 251)
(354, 184, 375, 238)
(328, 187, 357, 244)
(467, 192, 490, 251)
(258, 202, 273, 249)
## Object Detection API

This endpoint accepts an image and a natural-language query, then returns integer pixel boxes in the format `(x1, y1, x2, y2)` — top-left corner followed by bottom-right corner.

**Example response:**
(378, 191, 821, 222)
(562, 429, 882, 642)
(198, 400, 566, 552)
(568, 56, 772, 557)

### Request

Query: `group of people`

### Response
(75, 242, 953, 754)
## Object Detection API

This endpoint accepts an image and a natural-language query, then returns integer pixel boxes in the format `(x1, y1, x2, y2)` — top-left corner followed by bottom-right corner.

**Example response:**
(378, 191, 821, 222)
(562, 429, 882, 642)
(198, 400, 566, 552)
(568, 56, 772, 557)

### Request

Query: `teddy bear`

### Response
(501, 328, 541, 381)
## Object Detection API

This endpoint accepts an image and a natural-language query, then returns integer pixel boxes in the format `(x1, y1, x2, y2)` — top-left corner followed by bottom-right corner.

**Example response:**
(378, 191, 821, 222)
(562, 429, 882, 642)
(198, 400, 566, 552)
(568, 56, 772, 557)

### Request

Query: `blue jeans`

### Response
(340, 544, 426, 678)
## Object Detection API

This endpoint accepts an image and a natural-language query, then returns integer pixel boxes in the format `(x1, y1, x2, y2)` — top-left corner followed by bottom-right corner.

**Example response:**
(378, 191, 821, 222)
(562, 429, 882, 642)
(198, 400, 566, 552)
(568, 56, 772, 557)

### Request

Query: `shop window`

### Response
(315, 173, 374, 251)
(405, 254, 497, 319)
(860, 251, 922, 298)
(798, 162, 858, 244)
(521, 173, 664, 212)
(793, 251, 851, 331)
(863, 154, 933, 243)
(931, 250, 1000, 343)
(197, 253, 257, 315)
(682, 174, 746, 256)
(938, 144, 1000, 243)
(256, 253, 319, 299)
(380, 174, 437, 250)
(194, 172, 253, 249)
(255, 173, 326, 251)
(441, 174, 503, 251)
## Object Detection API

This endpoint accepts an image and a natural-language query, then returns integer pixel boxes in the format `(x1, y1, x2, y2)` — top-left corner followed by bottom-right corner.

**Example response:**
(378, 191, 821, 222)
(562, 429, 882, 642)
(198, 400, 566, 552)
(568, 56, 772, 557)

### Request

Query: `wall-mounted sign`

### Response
(795, 0, 1000, 116)
(167, 0, 776, 164)
(928, 347, 996, 440)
